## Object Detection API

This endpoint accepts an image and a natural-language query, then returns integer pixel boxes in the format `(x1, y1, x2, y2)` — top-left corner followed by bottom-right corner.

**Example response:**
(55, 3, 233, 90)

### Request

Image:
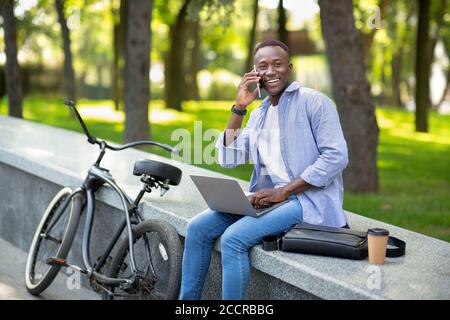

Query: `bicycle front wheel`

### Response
(25, 187, 83, 295)
(105, 220, 182, 300)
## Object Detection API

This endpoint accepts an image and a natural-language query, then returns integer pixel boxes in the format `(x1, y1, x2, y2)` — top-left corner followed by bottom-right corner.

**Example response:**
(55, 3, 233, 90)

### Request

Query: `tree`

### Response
(123, 0, 153, 142)
(319, 0, 379, 193)
(244, 0, 259, 73)
(1, 0, 23, 118)
(426, 0, 448, 110)
(278, 0, 288, 47)
(435, 65, 450, 109)
(355, 0, 417, 108)
(415, 0, 431, 132)
(434, 36, 450, 109)
(111, 0, 127, 111)
(184, 18, 201, 100)
(164, 0, 192, 110)
(361, 0, 389, 64)
(55, 0, 77, 101)
(388, 1, 415, 108)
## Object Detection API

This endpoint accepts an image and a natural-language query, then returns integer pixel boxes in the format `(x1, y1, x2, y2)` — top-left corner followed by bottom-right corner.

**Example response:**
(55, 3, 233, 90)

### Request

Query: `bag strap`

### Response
(262, 235, 282, 251)
(262, 235, 406, 258)
(386, 236, 406, 257)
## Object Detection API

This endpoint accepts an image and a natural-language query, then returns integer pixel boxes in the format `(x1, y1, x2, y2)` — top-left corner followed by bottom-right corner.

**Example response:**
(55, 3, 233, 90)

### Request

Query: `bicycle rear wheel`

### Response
(25, 187, 83, 295)
(104, 220, 182, 300)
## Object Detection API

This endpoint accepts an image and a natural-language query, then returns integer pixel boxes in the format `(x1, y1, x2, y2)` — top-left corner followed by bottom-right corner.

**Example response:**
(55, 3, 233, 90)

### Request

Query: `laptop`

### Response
(190, 175, 290, 217)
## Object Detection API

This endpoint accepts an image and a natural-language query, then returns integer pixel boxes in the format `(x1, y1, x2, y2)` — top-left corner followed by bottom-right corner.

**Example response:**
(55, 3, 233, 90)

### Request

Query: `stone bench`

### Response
(1, 115, 449, 300)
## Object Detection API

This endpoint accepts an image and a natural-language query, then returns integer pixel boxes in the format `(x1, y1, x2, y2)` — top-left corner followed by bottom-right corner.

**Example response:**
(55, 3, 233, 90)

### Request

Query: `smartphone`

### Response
(259, 78, 265, 89)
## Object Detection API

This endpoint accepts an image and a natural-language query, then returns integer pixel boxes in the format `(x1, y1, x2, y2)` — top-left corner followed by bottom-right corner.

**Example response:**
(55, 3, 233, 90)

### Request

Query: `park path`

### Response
(0, 238, 99, 300)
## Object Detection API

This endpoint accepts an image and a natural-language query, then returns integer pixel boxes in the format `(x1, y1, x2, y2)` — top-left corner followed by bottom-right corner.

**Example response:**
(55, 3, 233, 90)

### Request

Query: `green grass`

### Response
(1, 96, 449, 242)
(344, 108, 450, 242)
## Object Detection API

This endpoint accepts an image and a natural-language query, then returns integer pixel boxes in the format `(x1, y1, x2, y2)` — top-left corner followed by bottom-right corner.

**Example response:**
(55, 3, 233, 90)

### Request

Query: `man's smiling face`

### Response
(254, 45, 292, 99)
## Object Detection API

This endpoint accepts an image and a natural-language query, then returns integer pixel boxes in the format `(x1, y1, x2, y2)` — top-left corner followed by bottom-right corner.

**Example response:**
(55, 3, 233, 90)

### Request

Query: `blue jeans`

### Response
(178, 197, 303, 300)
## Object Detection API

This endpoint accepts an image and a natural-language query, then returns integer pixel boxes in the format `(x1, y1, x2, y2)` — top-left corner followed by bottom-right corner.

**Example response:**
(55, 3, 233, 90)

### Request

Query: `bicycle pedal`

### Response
(47, 256, 68, 267)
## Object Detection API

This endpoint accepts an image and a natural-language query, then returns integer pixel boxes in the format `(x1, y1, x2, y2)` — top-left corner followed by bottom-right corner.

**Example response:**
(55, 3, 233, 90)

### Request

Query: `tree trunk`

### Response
(164, 0, 192, 111)
(185, 19, 201, 100)
(55, 0, 77, 101)
(112, 21, 120, 110)
(427, 0, 447, 66)
(1, 0, 23, 118)
(434, 65, 450, 109)
(111, 0, 127, 111)
(319, 0, 379, 193)
(389, 2, 414, 109)
(245, 0, 259, 73)
(124, 0, 152, 143)
(0, 67, 5, 100)
(425, 0, 447, 110)
(97, 64, 104, 97)
(278, 0, 289, 47)
(391, 48, 404, 107)
(112, 0, 120, 110)
(415, 0, 431, 132)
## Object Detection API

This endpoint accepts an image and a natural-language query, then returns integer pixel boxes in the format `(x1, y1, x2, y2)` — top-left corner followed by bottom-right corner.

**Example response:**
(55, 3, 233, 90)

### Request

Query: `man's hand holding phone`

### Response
(235, 70, 262, 111)
(225, 69, 263, 146)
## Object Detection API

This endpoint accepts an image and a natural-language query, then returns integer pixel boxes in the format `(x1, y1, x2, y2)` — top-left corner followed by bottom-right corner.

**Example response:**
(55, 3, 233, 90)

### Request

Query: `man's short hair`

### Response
(253, 39, 290, 57)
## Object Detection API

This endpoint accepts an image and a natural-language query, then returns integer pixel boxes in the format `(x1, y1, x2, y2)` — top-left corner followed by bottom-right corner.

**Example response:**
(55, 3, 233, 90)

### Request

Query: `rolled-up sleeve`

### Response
(300, 94, 348, 188)
(215, 111, 257, 168)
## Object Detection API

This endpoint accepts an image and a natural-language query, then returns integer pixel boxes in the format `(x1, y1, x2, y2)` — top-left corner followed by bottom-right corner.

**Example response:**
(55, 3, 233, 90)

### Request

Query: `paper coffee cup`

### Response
(368, 228, 389, 265)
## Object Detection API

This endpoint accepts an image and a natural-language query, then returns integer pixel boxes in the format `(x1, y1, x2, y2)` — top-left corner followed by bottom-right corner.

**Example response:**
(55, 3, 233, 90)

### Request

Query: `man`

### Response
(179, 40, 349, 300)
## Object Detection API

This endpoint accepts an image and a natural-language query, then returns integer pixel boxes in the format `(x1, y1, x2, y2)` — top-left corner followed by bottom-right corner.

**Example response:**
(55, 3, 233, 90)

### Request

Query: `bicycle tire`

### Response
(104, 219, 182, 300)
(25, 187, 83, 295)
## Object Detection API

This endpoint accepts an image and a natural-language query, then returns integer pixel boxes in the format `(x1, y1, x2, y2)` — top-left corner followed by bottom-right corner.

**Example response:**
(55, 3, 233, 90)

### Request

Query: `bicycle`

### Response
(25, 99, 183, 300)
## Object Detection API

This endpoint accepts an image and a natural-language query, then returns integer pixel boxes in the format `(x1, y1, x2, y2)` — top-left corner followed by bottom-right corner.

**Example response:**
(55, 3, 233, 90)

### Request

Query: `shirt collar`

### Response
(259, 81, 301, 110)
(284, 81, 301, 92)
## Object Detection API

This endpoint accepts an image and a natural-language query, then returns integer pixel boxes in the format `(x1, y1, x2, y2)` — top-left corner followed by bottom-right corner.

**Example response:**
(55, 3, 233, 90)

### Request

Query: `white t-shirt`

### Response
(256, 105, 290, 188)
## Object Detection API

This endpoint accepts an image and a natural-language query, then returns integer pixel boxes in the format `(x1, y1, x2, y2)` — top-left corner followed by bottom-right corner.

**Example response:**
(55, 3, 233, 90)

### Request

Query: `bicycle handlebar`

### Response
(64, 98, 97, 144)
(64, 99, 179, 155)
(106, 140, 178, 154)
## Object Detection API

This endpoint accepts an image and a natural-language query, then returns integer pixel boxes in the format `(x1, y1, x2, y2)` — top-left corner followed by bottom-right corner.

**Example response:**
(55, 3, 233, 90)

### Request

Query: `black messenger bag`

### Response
(262, 222, 406, 260)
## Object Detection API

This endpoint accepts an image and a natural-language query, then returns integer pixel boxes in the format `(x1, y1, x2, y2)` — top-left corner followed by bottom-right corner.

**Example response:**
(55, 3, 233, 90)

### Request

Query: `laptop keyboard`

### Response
(254, 204, 272, 212)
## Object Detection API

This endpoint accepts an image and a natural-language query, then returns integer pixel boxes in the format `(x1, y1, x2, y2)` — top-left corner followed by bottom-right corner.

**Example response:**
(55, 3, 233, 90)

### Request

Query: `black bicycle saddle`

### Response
(133, 159, 182, 186)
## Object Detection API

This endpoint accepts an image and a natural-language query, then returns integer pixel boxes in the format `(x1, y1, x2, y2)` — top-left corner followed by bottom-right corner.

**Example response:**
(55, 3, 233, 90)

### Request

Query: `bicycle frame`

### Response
(81, 163, 141, 287)
(44, 147, 158, 292)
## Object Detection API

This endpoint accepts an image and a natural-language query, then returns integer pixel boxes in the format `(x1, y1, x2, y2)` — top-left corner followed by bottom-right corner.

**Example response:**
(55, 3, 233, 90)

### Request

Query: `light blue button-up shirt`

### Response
(216, 82, 349, 227)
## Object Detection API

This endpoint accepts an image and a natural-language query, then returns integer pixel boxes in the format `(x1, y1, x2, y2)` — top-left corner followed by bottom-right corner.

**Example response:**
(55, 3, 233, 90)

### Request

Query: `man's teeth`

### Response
(267, 79, 279, 84)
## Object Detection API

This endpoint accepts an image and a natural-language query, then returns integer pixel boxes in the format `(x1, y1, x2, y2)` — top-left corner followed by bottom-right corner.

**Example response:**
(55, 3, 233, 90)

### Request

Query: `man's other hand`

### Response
(249, 188, 288, 208)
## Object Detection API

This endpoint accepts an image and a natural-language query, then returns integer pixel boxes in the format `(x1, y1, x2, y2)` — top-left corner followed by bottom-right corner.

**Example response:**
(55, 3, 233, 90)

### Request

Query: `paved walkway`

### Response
(0, 238, 99, 300)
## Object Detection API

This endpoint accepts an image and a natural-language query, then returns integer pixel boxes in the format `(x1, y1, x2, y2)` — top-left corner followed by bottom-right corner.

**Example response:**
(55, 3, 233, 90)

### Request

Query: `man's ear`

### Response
(288, 62, 293, 81)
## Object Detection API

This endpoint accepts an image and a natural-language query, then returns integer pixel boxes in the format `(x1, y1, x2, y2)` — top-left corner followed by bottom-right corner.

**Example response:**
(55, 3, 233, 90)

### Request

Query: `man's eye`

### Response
(259, 65, 268, 70)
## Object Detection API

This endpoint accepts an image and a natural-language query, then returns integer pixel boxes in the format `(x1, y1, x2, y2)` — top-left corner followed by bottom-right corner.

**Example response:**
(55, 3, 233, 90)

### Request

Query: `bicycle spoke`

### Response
(27, 191, 77, 289)
(142, 233, 157, 278)
(45, 197, 71, 234)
